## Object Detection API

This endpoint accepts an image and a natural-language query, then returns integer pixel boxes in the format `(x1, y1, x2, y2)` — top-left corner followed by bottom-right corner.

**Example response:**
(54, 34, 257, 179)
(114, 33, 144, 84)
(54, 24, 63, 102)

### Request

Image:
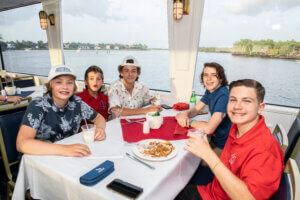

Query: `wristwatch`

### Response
(4, 96, 8, 102)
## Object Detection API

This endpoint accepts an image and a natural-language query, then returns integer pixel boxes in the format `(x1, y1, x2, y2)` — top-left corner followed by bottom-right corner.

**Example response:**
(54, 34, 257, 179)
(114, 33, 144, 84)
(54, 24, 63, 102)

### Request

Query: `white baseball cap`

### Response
(120, 56, 140, 67)
(48, 65, 76, 81)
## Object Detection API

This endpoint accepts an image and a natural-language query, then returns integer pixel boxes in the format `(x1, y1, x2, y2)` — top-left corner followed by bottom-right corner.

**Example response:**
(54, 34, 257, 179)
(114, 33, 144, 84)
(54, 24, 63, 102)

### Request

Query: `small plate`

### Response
(132, 139, 177, 161)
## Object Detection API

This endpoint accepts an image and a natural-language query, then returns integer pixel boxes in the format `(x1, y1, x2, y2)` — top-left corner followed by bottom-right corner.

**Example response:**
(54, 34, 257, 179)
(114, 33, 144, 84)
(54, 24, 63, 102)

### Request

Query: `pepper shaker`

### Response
(143, 121, 150, 134)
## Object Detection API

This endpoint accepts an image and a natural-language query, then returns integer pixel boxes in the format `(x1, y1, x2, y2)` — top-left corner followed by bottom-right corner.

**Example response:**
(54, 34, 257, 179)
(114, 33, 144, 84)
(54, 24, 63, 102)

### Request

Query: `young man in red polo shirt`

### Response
(176, 79, 284, 200)
(77, 66, 109, 120)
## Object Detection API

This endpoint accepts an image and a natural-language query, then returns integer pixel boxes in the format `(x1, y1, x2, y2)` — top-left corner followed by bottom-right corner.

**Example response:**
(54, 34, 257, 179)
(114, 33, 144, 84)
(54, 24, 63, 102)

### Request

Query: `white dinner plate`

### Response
(132, 139, 178, 161)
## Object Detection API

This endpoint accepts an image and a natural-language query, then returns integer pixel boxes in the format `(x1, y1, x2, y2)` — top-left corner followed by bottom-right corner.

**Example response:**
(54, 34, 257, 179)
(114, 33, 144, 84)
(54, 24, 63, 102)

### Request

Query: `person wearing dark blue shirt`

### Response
(176, 62, 232, 185)
(176, 62, 231, 154)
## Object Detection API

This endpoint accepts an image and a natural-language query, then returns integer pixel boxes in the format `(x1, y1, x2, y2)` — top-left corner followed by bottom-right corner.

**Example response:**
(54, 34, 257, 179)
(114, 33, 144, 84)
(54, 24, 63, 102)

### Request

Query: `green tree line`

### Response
(232, 39, 300, 58)
(0, 36, 147, 51)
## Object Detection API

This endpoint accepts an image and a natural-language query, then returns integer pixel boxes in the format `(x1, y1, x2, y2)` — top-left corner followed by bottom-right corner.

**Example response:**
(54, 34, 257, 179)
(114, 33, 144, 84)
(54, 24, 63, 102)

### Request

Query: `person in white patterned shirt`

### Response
(108, 56, 162, 116)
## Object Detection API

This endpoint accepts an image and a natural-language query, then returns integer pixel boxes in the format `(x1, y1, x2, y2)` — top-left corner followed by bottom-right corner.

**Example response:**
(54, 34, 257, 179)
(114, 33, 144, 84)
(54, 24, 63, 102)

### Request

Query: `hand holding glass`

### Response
(112, 107, 123, 119)
(188, 129, 204, 137)
(81, 124, 95, 144)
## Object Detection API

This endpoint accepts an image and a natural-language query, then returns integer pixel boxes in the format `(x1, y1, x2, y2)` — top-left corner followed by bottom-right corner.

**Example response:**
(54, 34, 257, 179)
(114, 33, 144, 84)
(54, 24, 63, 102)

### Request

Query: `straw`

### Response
(84, 118, 88, 130)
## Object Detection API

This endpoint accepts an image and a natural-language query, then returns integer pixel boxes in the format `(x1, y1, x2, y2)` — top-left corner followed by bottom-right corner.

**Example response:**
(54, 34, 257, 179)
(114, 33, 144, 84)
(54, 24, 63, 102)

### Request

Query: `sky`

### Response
(0, 0, 300, 48)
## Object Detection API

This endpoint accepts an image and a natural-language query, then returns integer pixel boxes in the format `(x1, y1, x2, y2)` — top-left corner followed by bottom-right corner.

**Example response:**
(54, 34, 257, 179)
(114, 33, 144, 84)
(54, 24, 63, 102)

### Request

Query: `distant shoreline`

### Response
(149, 48, 300, 60)
(3, 48, 300, 60)
(198, 50, 300, 60)
(231, 53, 300, 60)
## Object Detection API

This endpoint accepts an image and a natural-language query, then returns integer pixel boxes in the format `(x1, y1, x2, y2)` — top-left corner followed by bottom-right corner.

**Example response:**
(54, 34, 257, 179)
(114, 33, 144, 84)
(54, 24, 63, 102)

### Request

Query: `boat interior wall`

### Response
(263, 105, 299, 135)
(167, 0, 205, 102)
(42, 0, 64, 67)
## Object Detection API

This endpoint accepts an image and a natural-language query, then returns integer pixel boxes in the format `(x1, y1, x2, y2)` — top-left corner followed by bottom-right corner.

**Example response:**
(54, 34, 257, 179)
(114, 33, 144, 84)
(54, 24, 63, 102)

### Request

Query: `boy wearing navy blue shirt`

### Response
(176, 62, 231, 153)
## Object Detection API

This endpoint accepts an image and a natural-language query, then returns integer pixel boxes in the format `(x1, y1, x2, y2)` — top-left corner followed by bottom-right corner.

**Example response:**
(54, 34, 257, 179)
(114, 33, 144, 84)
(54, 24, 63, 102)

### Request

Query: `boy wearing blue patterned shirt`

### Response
(17, 65, 106, 157)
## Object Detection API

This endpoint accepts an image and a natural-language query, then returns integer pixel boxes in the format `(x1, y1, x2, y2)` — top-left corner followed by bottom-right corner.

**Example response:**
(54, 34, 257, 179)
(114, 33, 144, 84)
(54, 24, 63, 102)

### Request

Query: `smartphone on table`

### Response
(161, 104, 172, 109)
(106, 178, 143, 199)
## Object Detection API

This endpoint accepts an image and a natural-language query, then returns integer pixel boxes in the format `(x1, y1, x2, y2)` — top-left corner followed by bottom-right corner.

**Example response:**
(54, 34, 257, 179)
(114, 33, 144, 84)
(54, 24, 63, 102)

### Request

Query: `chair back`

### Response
(273, 124, 288, 152)
(284, 117, 300, 165)
(271, 158, 299, 200)
(0, 105, 28, 181)
(12, 75, 36, 88)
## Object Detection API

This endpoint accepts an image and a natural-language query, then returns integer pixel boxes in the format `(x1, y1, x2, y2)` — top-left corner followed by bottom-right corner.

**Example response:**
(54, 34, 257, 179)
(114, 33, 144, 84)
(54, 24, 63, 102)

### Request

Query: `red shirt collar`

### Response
(229, 115, 267, 144)
(82, 88, 101, 100)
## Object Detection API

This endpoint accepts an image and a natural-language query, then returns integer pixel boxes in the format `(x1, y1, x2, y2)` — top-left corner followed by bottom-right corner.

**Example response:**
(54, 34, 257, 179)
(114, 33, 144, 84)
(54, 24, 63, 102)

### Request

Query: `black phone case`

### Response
(107, 179, 143, 199)
(161, 104, 172, 109)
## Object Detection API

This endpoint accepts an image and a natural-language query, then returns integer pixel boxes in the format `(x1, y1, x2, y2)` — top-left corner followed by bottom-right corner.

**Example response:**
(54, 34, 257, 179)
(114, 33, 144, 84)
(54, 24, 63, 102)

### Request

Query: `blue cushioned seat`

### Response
(270, 172, 291, 200)
(270, 158, 299, 200)
(0, 105, 28, 200)
(284, 117, 300, 165)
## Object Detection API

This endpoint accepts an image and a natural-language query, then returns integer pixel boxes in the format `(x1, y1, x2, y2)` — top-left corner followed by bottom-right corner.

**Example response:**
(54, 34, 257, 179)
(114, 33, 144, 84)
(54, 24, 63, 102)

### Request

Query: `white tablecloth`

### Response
(12, 108, 210, 200)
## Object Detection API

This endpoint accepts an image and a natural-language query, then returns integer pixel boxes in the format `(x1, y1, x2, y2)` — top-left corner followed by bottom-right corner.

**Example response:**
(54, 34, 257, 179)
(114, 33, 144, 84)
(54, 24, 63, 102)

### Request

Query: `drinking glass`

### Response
(111, 106, 123, 124)
(188, 128, 204, 138)
(81, 124, 95, 144)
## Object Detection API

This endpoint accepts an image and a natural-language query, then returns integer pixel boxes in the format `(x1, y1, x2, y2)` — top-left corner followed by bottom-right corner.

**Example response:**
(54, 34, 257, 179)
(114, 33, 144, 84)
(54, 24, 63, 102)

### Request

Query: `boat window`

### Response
(194, 0, 300, 108)
(62, 0, 169, 91)
(0, 4, 51, 76)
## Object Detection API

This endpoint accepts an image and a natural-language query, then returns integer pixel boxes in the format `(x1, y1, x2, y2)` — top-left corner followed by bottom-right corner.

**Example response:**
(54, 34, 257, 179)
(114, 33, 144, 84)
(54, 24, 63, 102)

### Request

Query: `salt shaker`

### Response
(1, 89, 6, 96)
(143, 121, 150, 134)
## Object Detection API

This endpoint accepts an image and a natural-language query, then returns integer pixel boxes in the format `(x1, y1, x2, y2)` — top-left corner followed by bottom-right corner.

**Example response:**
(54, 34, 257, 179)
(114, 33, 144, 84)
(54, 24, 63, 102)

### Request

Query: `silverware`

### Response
(126, 119, 145, 124)
(121, 121, 137, 125)
(121, 119, 145, 125)
(126, 153, 155, 170)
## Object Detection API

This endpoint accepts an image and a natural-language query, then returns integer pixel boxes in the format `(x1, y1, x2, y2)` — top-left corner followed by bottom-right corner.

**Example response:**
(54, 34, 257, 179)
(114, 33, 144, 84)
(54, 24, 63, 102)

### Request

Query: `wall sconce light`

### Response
(48, 14, 55, 25)
(39, 11, 48, 30)
(39, 11, 55, 30)
(173, 0, 190, 20)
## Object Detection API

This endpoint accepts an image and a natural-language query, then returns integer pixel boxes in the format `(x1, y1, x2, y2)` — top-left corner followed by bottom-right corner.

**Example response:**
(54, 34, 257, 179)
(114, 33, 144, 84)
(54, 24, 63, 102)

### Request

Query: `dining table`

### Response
(12, 102, 210, 200)
(0, 85, 44, 109)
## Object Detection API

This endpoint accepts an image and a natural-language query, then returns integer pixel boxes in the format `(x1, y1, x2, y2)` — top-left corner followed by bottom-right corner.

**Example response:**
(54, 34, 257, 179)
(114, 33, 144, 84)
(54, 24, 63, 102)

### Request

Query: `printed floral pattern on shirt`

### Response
(22, 94, 98, 143)
(108, 79, 153, 110)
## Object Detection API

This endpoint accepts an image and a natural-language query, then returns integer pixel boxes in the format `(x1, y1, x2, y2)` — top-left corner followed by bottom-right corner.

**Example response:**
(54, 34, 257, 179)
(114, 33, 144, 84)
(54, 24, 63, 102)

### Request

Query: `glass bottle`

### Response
(189, 89, 196, 109)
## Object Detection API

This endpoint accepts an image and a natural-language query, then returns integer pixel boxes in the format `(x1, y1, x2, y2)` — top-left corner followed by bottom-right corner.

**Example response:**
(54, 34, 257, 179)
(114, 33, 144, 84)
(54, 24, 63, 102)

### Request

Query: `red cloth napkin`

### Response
(172, 102, 189, 111)
(120, 116, 189, 143)
(174, 123, 189, 135)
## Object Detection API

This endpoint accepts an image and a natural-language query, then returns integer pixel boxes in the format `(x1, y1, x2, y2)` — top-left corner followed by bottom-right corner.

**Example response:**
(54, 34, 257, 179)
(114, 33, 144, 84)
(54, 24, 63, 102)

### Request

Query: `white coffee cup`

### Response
(81, 124, 95, 144)
(146, 112, 163, 129)
(5, 86, 16, 95)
